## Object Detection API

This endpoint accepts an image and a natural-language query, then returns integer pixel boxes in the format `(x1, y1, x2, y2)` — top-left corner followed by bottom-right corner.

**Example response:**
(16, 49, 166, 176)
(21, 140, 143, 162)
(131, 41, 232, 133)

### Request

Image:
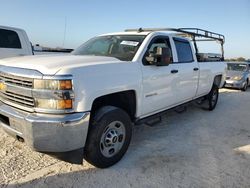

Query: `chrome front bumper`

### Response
(0, 101, 90, 152)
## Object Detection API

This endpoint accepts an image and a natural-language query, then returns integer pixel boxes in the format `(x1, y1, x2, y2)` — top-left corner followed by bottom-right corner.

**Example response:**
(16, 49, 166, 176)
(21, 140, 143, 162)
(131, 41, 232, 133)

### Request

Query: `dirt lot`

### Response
(1, 88, 250, 188)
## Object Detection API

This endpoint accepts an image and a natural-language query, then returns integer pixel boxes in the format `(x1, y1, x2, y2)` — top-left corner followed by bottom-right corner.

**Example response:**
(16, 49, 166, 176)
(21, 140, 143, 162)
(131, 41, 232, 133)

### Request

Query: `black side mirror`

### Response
(146, 47, 171, 66)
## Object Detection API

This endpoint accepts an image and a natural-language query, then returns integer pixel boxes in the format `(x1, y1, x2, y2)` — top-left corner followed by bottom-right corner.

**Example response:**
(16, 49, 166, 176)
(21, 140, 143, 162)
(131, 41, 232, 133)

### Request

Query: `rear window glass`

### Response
(174, 38, 193, 63)
(0, 29, 21, 49)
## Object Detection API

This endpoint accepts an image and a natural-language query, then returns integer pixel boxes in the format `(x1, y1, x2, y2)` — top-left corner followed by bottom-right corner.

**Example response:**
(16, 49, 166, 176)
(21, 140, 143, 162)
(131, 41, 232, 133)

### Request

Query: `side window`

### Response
(174, 38, 193, 63)
(143, 37, 173, 65)
(0, 29, 21, 49)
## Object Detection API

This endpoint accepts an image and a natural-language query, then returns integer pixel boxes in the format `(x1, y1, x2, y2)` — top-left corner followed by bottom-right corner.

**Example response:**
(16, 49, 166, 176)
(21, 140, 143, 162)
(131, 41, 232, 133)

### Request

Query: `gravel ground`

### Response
(1, 88, 250, 188)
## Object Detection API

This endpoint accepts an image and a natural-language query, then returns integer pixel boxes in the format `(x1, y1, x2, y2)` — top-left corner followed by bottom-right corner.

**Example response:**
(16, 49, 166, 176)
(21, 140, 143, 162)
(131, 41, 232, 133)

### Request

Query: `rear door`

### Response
(172, 38, 199, 102)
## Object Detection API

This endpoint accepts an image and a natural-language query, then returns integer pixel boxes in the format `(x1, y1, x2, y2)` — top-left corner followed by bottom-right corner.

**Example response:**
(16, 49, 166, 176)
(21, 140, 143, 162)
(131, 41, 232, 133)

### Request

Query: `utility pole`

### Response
(62, 17, 67, 47)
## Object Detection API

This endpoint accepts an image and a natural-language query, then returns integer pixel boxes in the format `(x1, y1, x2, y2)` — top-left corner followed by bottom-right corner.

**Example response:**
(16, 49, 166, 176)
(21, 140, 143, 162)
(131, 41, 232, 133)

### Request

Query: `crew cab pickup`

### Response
(0, 28, 226, 168)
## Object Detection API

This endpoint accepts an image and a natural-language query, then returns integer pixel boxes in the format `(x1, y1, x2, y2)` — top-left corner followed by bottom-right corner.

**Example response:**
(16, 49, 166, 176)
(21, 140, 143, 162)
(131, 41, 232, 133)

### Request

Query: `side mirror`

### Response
(145, 47, 171, 66)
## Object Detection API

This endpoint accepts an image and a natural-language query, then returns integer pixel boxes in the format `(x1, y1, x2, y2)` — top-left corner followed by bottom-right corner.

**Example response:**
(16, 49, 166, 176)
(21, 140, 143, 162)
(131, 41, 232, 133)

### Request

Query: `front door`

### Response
(141, 37, 180, 116)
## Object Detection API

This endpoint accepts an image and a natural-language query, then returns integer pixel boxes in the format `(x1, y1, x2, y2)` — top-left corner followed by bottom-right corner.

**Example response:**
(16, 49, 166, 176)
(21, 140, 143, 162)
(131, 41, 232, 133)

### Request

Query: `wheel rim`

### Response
(244, 82, 247, 90)
(100, 121, 126, 158)
(211, 89, 218, 107)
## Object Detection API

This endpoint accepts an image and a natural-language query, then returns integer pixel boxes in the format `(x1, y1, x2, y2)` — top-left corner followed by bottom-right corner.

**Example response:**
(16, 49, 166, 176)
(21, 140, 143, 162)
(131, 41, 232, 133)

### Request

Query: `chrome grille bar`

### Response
(0, 91, 34, 107)
(0, 72, 33, 88)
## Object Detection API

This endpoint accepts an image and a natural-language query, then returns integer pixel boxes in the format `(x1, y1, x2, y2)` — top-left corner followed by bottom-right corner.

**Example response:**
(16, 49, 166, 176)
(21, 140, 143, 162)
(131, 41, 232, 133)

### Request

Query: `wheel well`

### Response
(91, 90, 136, 121)
(213, 75, 222, 87)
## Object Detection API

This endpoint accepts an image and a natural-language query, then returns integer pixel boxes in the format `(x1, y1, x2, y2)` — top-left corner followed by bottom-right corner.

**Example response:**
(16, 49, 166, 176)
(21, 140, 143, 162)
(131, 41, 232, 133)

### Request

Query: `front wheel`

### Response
(203, 84, 219, 111)
(241, 80, 248, 91)
(84, 106, 132, 168)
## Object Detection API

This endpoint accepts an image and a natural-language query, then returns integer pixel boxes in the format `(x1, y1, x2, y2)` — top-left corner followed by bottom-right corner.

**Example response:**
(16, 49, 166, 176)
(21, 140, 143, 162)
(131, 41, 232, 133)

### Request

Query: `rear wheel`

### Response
(203, 84, 219, 111)
(84, 106, 132, 168)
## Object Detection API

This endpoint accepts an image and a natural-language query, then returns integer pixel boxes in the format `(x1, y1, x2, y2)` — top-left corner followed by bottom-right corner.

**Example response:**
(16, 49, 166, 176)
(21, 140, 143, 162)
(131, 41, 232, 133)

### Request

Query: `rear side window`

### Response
(0, 29, 21, 49)
(174, 38, 193, 63)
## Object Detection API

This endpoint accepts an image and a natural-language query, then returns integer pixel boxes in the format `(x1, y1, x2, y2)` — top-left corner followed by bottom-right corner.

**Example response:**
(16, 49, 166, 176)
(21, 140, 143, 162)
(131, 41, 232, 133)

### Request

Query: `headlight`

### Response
(35, 99, 73, 110)
(33, 77, 74, 112)
(34, 79, 72, 90)
(233, 76, 243, 81)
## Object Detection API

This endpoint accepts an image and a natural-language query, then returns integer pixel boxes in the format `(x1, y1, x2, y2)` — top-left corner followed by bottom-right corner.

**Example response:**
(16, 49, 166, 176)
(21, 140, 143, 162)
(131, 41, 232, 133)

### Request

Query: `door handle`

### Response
(171, 69, 178, 74)
(193, 67, 199, 71)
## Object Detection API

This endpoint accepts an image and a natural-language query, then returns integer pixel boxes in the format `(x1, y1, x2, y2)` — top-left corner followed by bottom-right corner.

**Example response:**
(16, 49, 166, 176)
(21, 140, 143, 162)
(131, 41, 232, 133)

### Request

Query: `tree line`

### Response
(225, 57, 250, 62)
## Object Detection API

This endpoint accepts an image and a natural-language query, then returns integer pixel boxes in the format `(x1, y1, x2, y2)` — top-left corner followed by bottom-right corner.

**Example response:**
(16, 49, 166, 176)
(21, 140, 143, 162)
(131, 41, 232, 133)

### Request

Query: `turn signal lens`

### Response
(59, 80, 72, 90)
(58, 99, 73, 109)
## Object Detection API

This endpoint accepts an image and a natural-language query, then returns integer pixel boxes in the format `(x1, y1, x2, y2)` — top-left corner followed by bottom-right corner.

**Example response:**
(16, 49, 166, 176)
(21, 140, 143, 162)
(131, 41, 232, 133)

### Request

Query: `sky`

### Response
(0, 0, 249, 59)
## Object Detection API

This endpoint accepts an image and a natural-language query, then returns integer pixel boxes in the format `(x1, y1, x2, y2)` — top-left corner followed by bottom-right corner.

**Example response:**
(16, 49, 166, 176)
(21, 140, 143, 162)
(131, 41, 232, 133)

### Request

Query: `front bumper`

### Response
(0, 101, 90, 152)
(224, 79, 245, 89)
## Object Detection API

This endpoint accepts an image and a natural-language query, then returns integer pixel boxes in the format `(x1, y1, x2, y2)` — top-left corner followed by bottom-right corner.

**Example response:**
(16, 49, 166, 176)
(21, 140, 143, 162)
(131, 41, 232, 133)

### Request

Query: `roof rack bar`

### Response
(125, 27, 180, 33)
(125, 27, 225, 60)
(192, 39, 220, 42)
(124, 27, 225, 43)
(179, 28, 225, 42)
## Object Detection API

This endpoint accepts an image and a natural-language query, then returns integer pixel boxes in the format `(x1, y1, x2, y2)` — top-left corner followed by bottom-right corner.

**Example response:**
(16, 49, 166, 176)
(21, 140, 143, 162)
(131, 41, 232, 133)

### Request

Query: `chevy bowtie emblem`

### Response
(0, 82, 7, 91)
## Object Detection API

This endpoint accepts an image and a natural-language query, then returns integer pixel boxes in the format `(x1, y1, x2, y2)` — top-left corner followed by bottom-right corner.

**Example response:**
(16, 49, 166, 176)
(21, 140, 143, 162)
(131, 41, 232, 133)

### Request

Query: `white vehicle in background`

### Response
(0, 25, 73, 59)
(0, 27, 226, 168)
(0, 25, 33, 59)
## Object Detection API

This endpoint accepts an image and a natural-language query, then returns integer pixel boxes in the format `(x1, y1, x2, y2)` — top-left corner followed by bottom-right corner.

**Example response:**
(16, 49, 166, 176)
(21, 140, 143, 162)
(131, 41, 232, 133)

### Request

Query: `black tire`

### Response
(241, 80, 248, 91)
(203, 84, 219, 111)
(84, 106, 132, 168)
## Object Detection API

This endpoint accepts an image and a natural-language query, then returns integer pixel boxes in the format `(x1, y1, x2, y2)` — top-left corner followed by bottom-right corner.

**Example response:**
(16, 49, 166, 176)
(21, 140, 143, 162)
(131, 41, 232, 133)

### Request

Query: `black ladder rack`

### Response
(124, 28, 225, 43)
(124, 27, 225, 59)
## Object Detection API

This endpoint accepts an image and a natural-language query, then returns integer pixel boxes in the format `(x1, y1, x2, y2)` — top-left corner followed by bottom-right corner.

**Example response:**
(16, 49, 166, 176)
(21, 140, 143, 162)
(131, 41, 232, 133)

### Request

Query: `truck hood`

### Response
(0, 54, 121, 75)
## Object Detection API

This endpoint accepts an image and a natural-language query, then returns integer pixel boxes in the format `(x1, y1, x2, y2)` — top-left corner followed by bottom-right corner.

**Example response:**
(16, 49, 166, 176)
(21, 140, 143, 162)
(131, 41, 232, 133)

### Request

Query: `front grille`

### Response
(0, 71, 34, 110)
(0, 91, 35, 107)
(226, 76, 231, 80)
(0, 72, 33, 88)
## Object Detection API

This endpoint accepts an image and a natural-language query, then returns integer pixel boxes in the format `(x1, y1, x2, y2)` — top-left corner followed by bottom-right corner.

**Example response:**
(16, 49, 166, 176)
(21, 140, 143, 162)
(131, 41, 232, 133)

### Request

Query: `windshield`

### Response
(72, 35, 146, 61)
(227, 63, 247, 72)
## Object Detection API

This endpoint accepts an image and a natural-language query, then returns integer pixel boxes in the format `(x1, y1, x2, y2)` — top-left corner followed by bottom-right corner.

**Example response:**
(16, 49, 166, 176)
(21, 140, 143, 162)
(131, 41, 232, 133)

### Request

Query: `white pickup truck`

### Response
(0, 28, 226, 168)
(0, 25, 73, 59)
(0, 25, 33, 59)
